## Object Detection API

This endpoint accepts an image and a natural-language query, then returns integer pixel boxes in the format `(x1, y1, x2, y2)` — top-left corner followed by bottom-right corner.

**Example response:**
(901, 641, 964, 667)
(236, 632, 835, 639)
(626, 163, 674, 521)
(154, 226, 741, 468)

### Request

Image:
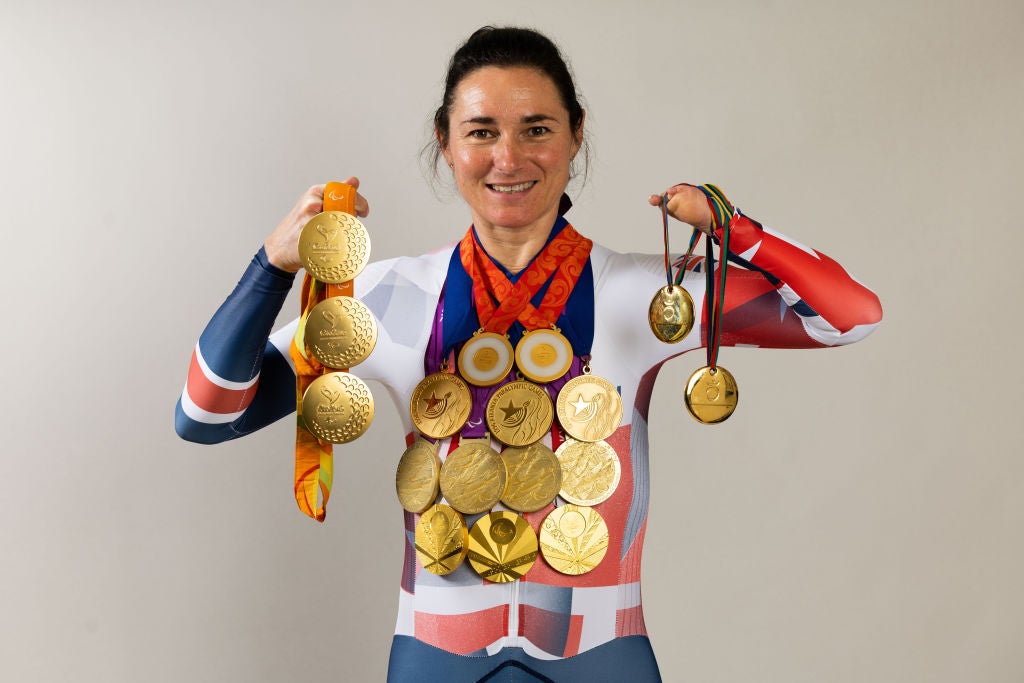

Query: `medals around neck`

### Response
(400, 222, 620, 580)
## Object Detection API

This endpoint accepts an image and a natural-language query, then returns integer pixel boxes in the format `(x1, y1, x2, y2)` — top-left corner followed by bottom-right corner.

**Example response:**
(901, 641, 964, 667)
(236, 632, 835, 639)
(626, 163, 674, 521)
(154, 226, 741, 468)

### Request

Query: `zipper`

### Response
(508, 579, 521, 645)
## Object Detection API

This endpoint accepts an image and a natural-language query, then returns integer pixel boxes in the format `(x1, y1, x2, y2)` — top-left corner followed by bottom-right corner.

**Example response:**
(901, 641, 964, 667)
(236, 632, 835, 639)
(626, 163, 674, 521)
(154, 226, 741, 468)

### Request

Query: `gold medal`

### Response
(500, 442, 562, 513)
(409, 372, 472, 439)
(467, 511, 538, 583)
(304, 296, 377, 369)
(300, 372, 374, 444)
(439, 438, 507, 515)
(414, 504, 468, 575)
(555, 374, 622, 443)
(486, 380, 554, 447)
(395, 438, 441, 514)
(684, 365, 738, 424)
(297, 211, 370, 284)
(514, 327, 573, 383)
(457, 331, 514, 387)
(648, 284, 695, 343)
(555, 438, 621, 507)
(540, 504, 609, 576)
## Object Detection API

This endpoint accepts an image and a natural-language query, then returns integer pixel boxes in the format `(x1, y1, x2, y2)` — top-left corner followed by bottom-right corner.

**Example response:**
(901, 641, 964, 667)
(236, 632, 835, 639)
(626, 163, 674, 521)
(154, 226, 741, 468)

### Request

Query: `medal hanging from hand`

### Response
(684, 184, 739, 424)
(648, 194, 697, 343)
(289, 181, 378, 522)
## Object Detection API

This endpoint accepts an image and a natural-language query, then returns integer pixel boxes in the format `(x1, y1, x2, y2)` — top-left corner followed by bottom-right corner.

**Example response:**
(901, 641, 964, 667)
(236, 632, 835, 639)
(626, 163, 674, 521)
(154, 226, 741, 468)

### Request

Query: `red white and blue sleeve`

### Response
(710, 214, 883, 349)
(174, 247, 298, 444)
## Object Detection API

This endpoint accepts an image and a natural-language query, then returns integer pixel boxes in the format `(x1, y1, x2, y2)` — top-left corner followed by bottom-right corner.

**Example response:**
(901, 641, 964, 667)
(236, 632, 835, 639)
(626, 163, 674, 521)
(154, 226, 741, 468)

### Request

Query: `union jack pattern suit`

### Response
(176, 211, 882, 680)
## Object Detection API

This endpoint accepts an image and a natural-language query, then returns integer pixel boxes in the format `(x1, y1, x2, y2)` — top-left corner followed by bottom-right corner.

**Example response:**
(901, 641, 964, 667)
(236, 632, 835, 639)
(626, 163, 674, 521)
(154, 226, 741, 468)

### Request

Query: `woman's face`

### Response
(441, 66, 582, 237)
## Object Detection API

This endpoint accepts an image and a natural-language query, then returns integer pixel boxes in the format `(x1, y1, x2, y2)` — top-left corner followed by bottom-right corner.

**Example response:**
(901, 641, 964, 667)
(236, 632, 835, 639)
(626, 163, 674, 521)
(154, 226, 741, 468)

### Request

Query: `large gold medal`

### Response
(409, 372, 472, 439)
(500, 443, 562, 513)
(648, 284, 695, 343)
(457, 331, 514, 387)
(540, 504, 609, 576)
(396, 438, 441, 514)
(298, 211, 370, 284)
(300, 372, 374, 444)
(684, 365, 738, 424)
(486, 380, 554, 447)
(515, 328, 573, 383)
(304, 296, 377, 369)
(415, 504, 468, 576)
(555, 438, 621, 507)
(439, 438, 507, 515)
(555, 374, 622, 443)
(467, 511, 538, 583)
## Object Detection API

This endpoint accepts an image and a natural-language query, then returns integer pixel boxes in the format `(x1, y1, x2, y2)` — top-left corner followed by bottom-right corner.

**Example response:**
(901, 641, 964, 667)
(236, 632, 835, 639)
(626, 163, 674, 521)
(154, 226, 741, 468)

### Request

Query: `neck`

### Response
(473, 211, 560, 275)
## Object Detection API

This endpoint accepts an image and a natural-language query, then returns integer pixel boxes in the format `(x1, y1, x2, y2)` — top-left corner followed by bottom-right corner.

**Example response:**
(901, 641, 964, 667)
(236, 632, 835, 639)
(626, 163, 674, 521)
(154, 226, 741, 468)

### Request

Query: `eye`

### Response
(527, 126, 551, 137)
(468, 129, 495, 139)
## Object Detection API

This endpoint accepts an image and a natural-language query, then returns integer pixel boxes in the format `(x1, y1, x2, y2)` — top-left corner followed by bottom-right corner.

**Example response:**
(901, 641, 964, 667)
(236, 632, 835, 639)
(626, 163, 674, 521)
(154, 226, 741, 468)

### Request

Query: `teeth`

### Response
(491, 182, 535, 193)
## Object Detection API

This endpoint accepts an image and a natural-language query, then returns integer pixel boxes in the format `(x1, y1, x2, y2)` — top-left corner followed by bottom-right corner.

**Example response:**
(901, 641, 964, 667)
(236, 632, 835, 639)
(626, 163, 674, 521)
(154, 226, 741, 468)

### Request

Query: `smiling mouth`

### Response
(488, 181, 536, 193)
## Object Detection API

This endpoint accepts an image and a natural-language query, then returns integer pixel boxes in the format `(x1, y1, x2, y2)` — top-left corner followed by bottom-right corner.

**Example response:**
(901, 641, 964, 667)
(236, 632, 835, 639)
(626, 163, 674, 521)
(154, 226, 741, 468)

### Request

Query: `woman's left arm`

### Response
(653, 184, 883, 349)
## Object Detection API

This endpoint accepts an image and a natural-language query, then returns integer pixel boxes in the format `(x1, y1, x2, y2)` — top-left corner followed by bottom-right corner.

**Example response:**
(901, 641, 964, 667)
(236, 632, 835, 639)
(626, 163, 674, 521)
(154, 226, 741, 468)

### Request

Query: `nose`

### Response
(493, 136, 523, 173)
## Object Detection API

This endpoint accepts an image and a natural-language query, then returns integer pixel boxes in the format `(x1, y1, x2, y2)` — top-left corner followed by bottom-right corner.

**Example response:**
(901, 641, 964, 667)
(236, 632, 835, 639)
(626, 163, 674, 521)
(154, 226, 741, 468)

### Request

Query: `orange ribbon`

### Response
(458, 223, 592, 334)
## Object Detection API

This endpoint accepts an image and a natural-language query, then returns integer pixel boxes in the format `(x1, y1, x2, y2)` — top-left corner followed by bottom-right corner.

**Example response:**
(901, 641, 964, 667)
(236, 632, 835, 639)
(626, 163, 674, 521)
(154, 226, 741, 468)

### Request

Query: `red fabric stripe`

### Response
(186, 350, 257, 414)
(564, 614, 584, 657)
(615, 605, 648, 638)
(414, 605, 508, 655)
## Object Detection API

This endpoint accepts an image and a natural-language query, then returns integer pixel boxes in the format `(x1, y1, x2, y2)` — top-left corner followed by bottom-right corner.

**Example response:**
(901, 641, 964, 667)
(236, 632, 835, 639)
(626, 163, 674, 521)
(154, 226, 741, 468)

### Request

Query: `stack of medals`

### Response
(648, 184, 739, 423)
(290, 182, 378, 521)
(397, 224, 619, 581)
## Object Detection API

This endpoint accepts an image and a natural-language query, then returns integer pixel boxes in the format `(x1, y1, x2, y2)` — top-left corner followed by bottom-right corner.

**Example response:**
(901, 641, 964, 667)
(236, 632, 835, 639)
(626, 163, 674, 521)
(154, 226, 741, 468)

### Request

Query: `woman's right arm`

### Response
(175, 181, 370, 444)
(174, 247, 298, 444)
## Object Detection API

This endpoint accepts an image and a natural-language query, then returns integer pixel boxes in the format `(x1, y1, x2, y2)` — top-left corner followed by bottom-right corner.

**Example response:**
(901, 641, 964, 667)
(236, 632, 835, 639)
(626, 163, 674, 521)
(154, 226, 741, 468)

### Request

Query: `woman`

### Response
(176, 27, 882, 682)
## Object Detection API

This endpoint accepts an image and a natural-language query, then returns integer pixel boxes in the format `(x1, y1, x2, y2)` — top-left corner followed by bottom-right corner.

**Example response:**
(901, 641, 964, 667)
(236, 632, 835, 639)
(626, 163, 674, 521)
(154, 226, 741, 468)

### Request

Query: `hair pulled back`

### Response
(426, 26, 590, 181)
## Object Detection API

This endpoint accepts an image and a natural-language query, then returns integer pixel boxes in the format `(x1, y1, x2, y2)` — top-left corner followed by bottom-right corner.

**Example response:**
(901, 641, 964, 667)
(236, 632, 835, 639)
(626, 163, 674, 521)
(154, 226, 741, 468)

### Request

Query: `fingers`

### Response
(342, 176, 370, 217)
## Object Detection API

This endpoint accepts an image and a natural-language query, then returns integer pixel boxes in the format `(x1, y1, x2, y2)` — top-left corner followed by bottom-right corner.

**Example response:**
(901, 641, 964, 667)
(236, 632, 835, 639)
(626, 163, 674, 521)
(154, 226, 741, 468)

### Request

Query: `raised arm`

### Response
(651, 184, 882, 349)
(175, 180, 372, 444)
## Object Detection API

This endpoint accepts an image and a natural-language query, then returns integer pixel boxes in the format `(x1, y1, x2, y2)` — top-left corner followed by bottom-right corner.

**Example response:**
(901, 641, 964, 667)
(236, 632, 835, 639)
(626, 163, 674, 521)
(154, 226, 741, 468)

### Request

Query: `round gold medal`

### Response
(648, 284, 695, 343)
(514, 328, 573, 383)
(304, 296, 378, 369)
(555, 438, 621, 507)
(298, 211, 370, 284)
(300, 372, 374, 444)
(486, 380, 554, 447)
(684, 365, 739, 424)
(500, 443, 562, 513)
(415, 504, 468, 576)
(467, 511, 538, 583)
(409, 372, 472, 439)
(457, 331, 514, 387)
(555, 374, 622, 443)
(439, 439, 507, 515)
(540, 504, 609, 576)
(396, 439, 441, 514)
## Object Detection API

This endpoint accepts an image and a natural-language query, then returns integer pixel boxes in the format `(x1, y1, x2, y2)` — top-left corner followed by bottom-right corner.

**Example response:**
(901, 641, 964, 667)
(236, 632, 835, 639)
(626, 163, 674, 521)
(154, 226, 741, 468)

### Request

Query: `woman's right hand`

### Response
(264, 177, 370, 273)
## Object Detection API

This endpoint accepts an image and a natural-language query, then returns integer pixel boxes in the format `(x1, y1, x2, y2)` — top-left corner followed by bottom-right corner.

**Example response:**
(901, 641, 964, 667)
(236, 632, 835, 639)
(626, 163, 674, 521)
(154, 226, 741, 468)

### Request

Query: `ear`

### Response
(436, 128, 452, 167)
(571, 109, 586, 159)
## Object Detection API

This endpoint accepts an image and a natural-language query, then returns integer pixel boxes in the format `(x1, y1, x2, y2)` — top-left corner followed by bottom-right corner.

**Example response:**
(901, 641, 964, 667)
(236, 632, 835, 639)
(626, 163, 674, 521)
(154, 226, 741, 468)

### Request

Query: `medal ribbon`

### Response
(458, 223, 592, 334)
(289, 182, 356, 522)
(692, 184, 735, 369)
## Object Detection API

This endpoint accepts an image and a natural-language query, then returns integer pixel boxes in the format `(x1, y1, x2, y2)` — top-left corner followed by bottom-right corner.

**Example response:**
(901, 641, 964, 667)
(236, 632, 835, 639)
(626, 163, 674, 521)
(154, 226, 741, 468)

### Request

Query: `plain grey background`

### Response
(2, 0, 1022, 681)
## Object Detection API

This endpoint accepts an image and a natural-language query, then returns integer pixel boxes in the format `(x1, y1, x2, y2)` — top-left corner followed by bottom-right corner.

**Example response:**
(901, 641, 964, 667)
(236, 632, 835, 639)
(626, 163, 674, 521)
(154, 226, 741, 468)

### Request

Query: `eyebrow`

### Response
(460, 114, 558, 125)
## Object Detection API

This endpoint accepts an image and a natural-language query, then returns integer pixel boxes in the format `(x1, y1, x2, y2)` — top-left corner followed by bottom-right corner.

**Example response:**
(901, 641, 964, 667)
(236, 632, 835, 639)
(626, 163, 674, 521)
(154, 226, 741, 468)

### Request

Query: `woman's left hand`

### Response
(648, 184, 713, 236)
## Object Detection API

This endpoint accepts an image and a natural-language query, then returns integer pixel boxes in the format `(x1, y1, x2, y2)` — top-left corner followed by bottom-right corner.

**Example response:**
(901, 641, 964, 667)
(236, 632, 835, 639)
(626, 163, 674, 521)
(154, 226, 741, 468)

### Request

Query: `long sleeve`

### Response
(711, 213, 882, 349)
(174, 248, 298, 444)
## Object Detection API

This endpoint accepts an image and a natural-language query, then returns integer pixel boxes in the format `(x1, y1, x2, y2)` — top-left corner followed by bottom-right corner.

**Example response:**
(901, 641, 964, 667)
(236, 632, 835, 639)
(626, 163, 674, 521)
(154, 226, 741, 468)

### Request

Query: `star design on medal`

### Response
(424, 392, 444, 412)
(501, 399, 521, 420)
(570, 394, 592, 416)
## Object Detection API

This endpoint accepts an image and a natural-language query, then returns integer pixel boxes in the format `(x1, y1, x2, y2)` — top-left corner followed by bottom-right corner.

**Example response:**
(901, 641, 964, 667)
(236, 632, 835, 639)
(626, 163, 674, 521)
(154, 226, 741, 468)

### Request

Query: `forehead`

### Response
(451, 66, 566, 120)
